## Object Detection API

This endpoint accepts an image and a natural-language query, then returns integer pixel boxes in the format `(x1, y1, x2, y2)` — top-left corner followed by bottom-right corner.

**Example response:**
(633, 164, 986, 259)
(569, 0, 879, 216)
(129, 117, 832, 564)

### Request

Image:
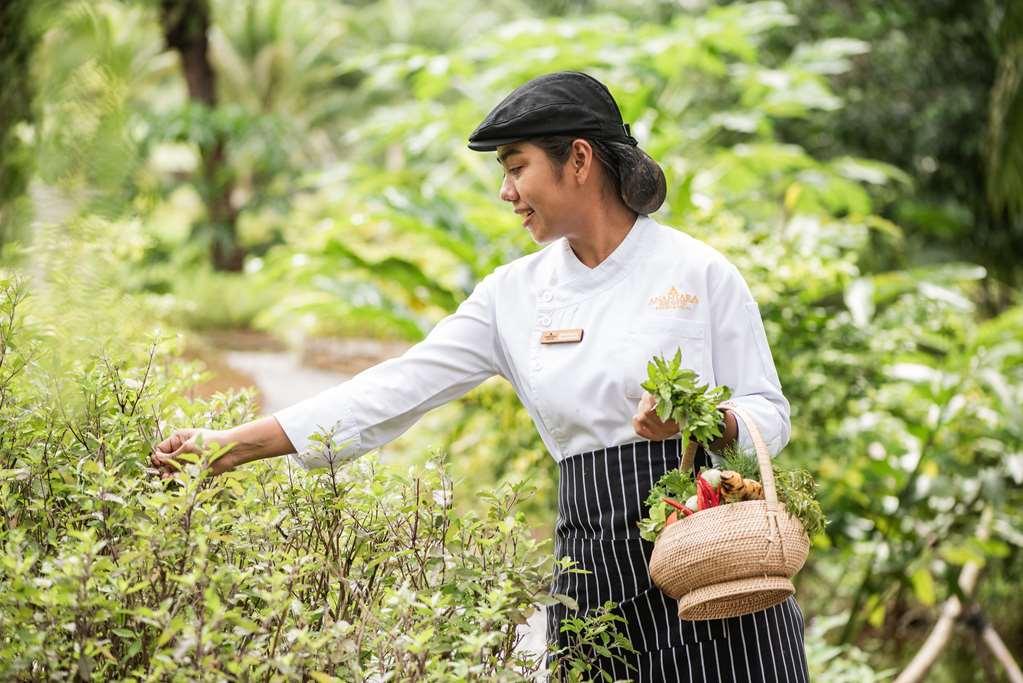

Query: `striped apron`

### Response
(546, 438, 810, 682)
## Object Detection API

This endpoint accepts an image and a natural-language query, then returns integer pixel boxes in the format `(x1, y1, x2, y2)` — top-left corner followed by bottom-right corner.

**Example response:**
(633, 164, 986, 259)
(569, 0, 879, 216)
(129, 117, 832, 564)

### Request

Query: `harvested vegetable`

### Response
(695, 475, 721, 510)
(638, 469, 696, 542)
(701, 468, 722, 489)
(719, 470, 764, 501)
(721, 446, 827, 538)
(639, 445, 827, 541)
(662, 497, 689, 514)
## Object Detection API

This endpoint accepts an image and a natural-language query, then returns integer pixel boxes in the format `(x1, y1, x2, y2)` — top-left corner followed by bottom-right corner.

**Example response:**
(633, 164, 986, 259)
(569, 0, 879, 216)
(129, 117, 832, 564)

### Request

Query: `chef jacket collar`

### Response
(547, 214, 650, 303)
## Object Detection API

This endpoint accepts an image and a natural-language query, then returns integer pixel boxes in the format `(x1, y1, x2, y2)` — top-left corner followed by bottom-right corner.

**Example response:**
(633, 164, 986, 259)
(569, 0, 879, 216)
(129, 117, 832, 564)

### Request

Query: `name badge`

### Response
(540, 328, 584, 344)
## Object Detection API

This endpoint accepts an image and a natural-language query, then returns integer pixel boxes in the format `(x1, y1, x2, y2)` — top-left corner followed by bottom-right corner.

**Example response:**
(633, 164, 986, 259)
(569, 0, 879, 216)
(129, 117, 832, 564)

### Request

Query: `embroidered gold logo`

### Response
(649, 286, 699, 310)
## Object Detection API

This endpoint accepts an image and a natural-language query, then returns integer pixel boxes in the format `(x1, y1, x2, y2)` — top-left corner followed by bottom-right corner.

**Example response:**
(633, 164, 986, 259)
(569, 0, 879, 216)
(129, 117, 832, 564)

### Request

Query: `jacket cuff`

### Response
(706, 409, 751, 466)
(273, 396, 362, 471)
(717, 398, 787, 458)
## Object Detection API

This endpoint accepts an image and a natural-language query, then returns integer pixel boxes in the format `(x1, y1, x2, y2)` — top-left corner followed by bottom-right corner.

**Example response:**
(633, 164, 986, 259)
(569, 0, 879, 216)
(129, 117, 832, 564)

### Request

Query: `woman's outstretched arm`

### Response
(151, 273, 503, 477)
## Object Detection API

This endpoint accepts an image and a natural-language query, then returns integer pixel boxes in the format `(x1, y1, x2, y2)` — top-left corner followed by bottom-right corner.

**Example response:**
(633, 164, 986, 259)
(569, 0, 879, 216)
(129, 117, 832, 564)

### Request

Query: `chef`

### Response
(152, 71, 809, 682)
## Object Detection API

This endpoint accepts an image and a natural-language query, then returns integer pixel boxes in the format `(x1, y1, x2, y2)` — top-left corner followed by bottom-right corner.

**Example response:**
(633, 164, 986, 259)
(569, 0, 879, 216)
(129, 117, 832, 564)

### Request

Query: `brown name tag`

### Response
(540, 328, 584, 344)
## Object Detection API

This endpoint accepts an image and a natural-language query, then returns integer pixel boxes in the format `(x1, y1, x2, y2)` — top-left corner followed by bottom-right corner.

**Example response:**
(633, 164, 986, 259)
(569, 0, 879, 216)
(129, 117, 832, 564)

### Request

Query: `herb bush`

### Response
(0, 276, 625, 681)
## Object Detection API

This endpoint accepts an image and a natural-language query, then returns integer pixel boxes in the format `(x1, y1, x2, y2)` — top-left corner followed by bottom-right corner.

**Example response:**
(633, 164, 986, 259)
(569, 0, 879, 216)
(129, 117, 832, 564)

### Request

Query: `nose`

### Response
(499, 174, 518, 203)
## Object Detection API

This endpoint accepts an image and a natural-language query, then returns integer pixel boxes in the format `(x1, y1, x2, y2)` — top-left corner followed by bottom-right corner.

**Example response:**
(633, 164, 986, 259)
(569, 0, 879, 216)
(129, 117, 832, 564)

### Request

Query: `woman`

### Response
(152, 71, 809, 682)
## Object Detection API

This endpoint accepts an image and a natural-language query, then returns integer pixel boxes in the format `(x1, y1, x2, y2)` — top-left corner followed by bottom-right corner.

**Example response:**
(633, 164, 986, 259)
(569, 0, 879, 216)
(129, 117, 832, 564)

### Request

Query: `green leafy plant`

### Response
(640, 348, 732, 448)
(638, 469, 697, 542)
(548, 601, 637, 683)
(635, 348, 730, 541)
(722, 448, 828, 539)
(0, 280, 635, 681)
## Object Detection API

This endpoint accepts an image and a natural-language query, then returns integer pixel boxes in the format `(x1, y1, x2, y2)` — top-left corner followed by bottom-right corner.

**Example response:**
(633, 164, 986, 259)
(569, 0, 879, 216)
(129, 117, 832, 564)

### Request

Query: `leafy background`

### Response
(1, 0, 1021, 680)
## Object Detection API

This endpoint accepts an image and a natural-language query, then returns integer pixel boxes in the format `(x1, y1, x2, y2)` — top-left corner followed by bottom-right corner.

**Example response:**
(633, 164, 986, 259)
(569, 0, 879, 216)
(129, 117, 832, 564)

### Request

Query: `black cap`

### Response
(467, 71, 639, 152)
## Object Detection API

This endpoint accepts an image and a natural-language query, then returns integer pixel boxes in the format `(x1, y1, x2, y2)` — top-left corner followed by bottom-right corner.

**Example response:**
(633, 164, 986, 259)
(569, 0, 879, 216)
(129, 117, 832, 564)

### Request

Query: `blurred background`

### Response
(2, 0, 1021, 680)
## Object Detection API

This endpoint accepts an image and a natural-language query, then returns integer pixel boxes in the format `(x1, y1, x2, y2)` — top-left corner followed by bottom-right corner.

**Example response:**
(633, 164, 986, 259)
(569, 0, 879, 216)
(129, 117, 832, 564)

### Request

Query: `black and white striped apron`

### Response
(546, 438, 810, 682)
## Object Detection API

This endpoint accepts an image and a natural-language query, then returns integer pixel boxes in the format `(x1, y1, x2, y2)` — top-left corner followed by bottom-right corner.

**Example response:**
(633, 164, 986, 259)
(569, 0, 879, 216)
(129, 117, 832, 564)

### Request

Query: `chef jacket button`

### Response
(539, 290, 553, 303)
(532, 361, 542, 371)
(539, 315, 551, 327)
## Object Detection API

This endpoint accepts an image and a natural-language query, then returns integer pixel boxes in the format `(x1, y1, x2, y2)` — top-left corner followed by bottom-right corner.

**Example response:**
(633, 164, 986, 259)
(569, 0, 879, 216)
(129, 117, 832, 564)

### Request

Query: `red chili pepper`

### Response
(662, 497, 688, 513)
(709, 480, 721, 507)
(696, 476, 720, 510)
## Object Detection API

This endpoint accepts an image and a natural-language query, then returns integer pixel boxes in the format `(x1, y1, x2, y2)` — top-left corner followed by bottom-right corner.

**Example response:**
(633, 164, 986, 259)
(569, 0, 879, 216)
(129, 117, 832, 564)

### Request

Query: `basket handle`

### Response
(678, 401, 779, 506)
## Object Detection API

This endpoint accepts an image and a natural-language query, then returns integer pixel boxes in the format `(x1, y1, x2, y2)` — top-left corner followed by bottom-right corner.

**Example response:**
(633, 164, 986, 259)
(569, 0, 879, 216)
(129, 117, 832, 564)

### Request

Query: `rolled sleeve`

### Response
(272, 275, 502, 470)
(708, 263, 791, 458)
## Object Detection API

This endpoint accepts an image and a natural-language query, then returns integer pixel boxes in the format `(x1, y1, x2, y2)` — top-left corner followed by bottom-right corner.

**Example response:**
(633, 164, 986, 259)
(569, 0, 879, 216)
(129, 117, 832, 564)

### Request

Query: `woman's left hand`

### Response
(632, 391, 685, 441)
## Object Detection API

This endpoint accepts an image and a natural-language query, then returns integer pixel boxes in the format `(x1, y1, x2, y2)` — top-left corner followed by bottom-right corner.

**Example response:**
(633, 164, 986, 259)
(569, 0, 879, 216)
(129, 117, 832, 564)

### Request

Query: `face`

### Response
(497, 142, 577, 245)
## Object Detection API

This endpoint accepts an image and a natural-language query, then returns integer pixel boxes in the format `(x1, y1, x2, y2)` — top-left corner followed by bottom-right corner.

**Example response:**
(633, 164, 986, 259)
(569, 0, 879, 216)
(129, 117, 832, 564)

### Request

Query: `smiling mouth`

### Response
(521, 209, 535, 225)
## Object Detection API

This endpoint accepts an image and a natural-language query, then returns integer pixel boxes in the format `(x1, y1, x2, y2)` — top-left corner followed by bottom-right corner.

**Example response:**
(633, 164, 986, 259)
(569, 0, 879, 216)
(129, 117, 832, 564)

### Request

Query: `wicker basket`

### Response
(648, 401, 810, 621)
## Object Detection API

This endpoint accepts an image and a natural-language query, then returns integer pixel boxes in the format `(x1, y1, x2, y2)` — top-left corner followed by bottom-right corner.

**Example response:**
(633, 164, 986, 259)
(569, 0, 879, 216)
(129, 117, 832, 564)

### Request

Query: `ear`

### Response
(569, 139, 594, 184)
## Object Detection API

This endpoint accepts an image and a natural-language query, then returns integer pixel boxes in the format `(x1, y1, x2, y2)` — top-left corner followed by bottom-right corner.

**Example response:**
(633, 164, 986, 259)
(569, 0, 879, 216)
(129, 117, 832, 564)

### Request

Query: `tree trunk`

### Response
(894, 507, 1023, 683)
(0, 0, 39, 247)
(159, 0, 245, 272)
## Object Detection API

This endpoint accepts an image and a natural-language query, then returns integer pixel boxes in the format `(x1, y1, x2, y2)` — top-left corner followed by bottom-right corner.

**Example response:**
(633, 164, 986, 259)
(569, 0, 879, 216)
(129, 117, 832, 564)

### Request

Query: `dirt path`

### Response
(219, 348, 351, 414)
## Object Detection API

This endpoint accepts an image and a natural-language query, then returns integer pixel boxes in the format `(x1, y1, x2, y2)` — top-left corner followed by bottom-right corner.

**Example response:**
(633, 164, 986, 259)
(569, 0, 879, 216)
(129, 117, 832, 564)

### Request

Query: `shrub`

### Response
(0, 275, 625, 681)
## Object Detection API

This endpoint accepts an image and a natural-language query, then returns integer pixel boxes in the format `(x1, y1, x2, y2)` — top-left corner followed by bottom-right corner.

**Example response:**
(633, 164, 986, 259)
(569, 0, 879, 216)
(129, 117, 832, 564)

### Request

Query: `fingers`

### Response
(633, 392, 680, 441)
(149, 429, 197, 479)
(150, 453, 177, 476)
(154, 430, 191, 455)
(632, 414, 656, 440)
(638, 391, 656, 416)
(633, 413, 676, 440)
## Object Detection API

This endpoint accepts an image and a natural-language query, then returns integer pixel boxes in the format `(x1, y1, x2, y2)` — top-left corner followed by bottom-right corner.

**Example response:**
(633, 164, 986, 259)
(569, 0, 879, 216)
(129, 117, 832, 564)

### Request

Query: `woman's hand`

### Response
(632, 391, 685, 441)
(150, 428, 236, 478)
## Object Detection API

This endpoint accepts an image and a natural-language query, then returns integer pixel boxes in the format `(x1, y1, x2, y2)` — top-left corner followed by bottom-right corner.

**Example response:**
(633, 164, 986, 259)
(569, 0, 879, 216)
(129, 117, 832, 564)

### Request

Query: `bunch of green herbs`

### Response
(640, 348, 732, 448)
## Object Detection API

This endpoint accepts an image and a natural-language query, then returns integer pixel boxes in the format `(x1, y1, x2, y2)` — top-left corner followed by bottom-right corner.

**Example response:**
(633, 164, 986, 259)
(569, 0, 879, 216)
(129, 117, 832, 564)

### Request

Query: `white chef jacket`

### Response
(273, 215, 790, 470)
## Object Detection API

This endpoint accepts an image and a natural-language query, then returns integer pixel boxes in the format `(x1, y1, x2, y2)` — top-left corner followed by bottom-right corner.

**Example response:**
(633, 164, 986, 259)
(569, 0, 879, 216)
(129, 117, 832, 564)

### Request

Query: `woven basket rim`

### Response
(654, 498, 809, 548)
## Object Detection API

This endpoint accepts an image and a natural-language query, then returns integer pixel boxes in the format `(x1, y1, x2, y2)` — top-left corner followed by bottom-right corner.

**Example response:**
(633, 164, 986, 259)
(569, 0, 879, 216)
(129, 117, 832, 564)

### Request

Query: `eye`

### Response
(507, 166, 524, 177)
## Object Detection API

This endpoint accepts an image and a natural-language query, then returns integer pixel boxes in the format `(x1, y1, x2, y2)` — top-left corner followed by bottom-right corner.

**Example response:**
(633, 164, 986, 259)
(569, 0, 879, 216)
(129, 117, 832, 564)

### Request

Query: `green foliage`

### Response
(986, 1, 1023, 222)
(548, 602, 637, 683)
(775, 469, 827, 539)
(778, 0, 1023, 289)
(13, 0, 1023, 675)
(804, 613, 898, 682)
(719, 444, 761, 481)
(0, 275, 629, 680)
(0, 0, 46, 246)
(640, 348, 732, 448)
(722, 449, 828, 539)
(411, 379, 557, 536)
(637, 468, 696, 543)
